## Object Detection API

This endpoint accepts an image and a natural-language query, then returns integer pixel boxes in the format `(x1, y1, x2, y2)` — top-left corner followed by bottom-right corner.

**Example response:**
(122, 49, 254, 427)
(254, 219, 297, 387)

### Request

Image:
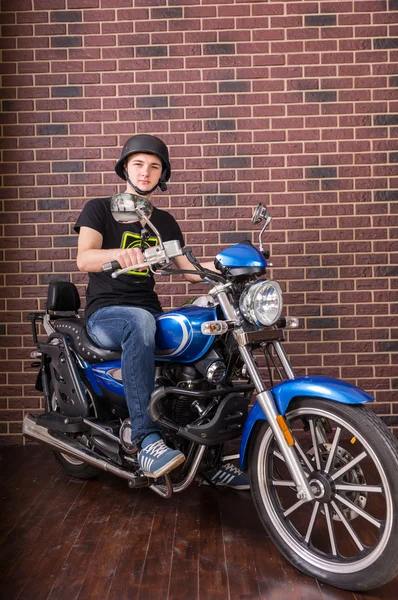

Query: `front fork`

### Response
(214, 288, 314, 502)
(238, 344, 314, 502)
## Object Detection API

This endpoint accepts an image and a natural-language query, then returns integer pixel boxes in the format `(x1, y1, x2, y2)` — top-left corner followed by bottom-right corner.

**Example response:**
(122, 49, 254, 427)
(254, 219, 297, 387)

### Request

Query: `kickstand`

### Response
(197, 472, 227, 493)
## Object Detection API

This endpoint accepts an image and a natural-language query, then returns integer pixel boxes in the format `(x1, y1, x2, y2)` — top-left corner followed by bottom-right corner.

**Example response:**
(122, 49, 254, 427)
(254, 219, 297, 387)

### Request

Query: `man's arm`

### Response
(173, 254, 219, 284)
(77, 226, 216, 279)
(76, 226, 145, 272)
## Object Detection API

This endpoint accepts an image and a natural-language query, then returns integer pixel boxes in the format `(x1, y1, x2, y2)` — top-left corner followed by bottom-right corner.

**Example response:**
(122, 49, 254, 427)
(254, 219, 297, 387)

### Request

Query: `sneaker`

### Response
(201, 462, 250, 490)
(138, 433, 185, 478)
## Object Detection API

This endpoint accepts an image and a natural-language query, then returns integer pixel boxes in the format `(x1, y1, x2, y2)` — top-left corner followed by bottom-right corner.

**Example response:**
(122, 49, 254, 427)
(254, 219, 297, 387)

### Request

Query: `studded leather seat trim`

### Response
(53, 318, 121, 364)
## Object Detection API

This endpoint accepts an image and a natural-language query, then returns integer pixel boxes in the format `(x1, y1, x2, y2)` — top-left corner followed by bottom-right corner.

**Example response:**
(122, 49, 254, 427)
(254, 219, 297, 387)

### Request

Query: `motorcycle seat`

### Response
(54, 318, 122, 364)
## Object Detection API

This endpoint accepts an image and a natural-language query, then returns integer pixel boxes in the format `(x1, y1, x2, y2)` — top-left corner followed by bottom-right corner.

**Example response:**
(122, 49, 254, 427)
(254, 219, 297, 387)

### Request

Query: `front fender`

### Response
(239, 375, 374, 471)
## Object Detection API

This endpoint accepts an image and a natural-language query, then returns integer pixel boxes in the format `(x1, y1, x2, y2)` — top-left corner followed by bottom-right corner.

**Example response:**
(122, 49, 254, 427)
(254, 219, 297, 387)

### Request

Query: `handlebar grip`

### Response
(102, 260, 121, 272)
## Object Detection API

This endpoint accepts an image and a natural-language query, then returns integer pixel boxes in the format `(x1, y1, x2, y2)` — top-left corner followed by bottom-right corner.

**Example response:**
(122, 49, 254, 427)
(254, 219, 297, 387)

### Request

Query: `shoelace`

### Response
(222, 463, 242, 476)
(209, 463, 243, 485)
(143, 439, 170, 458)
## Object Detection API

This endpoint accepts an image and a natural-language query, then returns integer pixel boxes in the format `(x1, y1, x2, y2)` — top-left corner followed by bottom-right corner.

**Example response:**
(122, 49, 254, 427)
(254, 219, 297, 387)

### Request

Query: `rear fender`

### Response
(239, 375, 373, 471)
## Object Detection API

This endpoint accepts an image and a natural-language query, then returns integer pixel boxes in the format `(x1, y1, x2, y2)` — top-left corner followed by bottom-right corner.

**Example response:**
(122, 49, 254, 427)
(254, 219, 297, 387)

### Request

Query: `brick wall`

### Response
(0, 0, 397, 444)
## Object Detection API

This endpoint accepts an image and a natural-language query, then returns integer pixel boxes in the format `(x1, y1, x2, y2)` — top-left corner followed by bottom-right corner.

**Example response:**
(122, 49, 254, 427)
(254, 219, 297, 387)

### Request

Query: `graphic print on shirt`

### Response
(120, 231, 158, 276)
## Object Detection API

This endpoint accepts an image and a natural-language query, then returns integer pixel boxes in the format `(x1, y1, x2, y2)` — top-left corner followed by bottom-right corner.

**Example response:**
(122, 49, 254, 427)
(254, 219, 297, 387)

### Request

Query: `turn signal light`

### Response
(277, 317, 300, 329)
(201, 321, 229, 335)
(285, 317, 299, 329)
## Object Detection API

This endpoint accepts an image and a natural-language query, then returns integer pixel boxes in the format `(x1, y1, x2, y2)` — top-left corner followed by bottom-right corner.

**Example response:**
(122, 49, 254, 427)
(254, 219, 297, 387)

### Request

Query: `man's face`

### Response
(125, 152, 162, 194)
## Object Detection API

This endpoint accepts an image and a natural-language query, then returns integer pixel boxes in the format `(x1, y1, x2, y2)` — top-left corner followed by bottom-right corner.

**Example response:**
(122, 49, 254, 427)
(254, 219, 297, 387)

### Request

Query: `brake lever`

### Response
(102, 241, 199, 280)
(110, 259, 153, 278)
(102, 240, 183, 278)
(101, 258, 152, 278)
(183, 246, 205, 272)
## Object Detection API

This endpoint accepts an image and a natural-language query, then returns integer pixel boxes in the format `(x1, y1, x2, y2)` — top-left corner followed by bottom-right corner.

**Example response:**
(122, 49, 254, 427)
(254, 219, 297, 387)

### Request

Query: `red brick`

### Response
(69, 24, 99, 35)
(16, 11, 47, 23)
(1, 1, 397, 439)
(287, 28, 320, 40)
(83, 9, 116, 22)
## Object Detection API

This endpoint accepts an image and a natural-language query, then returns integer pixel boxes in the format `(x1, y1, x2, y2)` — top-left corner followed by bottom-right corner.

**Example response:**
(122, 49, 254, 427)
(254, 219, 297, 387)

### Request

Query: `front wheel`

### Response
(248, 398, 398, 591)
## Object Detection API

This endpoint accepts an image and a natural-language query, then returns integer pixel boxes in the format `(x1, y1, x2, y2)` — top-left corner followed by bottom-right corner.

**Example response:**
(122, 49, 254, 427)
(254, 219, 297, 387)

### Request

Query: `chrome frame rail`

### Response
(150, 444, 206, 498)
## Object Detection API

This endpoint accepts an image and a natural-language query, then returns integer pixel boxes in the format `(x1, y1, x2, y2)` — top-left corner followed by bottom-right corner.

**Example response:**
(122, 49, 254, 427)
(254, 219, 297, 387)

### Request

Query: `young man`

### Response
(75, 134, 248, 488)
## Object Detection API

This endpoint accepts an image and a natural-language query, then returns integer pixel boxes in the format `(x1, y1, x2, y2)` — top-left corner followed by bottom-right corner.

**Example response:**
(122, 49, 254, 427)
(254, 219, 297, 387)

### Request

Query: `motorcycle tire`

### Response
(49, 388, 99, 480)
(248, 397, 398, 591)
(53, 450, 98, 480)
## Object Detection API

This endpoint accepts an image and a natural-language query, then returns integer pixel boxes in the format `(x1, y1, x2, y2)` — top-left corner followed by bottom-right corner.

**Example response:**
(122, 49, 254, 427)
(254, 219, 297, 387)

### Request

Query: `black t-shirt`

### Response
(74, 197, 185, 318)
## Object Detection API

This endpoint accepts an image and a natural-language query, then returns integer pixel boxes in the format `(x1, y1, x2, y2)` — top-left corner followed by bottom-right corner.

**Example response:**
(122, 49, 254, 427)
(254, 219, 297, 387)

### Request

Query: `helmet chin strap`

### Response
(125, 175, 158, 196)
(124, 168, 167, 195)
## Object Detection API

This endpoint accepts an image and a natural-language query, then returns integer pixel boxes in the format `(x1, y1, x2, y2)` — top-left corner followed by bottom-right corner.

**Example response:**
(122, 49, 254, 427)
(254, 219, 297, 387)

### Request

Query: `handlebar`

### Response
(102, 260, 121, 272)
(101, 242, 226, 284)
(101, 240, 183, 279)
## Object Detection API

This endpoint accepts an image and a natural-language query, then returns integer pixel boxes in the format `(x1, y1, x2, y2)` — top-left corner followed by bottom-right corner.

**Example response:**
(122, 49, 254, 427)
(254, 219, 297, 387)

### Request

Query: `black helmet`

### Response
(115, 134, 171, 191)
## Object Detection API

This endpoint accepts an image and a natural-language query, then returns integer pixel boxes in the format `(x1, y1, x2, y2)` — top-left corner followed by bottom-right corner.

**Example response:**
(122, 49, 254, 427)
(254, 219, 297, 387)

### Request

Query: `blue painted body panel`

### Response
(90, 305, 218, 394)
(82, 363, 103, 395)
(87, 245, 267, 392)
(154, 306, 217, 362)
(91, 360, 123, 396)
(272, 376, 373, 413)
(239, 375, 374, 470)
(216, 243, 267, 269)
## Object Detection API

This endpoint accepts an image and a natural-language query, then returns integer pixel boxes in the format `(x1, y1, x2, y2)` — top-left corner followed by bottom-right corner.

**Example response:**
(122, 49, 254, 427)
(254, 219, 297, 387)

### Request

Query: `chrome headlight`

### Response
(239, 280, 283, 327)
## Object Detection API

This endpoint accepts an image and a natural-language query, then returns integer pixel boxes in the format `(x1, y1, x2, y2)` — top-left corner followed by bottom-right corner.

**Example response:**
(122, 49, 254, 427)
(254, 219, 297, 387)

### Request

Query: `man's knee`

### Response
(121, 307, 157, 347)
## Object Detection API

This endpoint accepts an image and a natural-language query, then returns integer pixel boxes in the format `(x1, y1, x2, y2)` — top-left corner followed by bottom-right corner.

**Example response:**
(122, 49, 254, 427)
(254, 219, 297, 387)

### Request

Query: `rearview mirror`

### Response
(110, 193, 153, 223)
(251, 203, 269, 225)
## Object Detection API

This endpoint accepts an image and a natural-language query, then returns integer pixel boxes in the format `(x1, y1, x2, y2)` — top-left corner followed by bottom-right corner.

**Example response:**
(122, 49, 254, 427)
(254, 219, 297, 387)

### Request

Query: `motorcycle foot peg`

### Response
(128, 476, 149, 489)
(35, 412, 89, 433)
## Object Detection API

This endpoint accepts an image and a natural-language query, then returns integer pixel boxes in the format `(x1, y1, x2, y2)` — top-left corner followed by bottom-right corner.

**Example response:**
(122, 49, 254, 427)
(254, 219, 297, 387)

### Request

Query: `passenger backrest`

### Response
(46, 281, 81, 313)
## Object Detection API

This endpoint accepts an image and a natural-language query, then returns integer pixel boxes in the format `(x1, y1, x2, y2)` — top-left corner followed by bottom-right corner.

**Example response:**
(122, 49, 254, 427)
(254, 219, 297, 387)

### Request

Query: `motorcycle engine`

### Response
(155, 362, 218, 427)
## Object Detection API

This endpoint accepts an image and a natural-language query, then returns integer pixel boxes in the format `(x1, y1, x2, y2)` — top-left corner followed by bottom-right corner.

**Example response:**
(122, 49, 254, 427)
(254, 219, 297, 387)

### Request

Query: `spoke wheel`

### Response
(249, 397, 398, 591)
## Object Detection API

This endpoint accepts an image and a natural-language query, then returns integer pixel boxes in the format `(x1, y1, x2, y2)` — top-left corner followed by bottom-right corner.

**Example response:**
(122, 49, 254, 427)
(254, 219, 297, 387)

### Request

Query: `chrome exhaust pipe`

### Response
(23, 413, 142, 486)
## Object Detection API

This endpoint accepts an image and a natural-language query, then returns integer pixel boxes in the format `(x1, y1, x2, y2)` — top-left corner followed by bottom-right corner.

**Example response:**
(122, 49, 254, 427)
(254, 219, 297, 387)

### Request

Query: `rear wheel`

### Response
(249, 398, 398, 591)
(50, 390, 98, 480)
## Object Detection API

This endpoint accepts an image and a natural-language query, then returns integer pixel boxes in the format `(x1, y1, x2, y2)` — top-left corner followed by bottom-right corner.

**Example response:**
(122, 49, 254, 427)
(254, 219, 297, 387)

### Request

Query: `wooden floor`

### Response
(0, 447, 396, 600)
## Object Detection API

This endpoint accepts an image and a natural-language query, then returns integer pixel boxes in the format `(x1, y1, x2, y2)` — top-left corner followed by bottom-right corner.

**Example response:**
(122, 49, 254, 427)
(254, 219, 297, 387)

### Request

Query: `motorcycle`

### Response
(24, 196, 398, 591)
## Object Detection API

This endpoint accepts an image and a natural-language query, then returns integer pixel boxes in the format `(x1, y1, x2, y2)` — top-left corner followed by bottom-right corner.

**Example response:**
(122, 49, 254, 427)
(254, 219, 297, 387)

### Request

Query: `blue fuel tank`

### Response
(154, 305, 217, 363)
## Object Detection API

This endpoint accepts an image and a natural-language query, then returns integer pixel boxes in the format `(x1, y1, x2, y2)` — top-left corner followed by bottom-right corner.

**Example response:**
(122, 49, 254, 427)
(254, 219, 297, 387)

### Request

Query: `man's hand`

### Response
(113, 247, 146, 270)
(77, 226, 147, 273)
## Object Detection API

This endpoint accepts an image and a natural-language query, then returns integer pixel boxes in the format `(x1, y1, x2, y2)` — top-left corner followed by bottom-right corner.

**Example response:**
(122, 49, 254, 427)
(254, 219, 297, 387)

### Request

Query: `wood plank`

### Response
(106, 485, 186, 600)
(2, 475, 96, 600)
(47, 479, 122, 600)
(167, 485, 200, 600)
(0, 447, 396, 600)
(127, 490, 178, 600)
(350, 579, 398, 600)
(13, 477, 104, 600)
(251, 535, 325, 600)
(106, 488, 170, 600)
(0, 469, 70, 579)
(219, 489, 261, 599)
(197, 486, 229, 600)
(0, 447, 56, 541)
(75, 482, 138, 600)
(0, 446, 33, 484)
(318, 581, 360, 600)
(219, 484, 323, 599)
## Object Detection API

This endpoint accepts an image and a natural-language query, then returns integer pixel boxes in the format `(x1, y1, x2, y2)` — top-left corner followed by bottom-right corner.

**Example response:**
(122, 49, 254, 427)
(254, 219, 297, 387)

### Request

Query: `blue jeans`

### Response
(86, 305, 162, 445)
